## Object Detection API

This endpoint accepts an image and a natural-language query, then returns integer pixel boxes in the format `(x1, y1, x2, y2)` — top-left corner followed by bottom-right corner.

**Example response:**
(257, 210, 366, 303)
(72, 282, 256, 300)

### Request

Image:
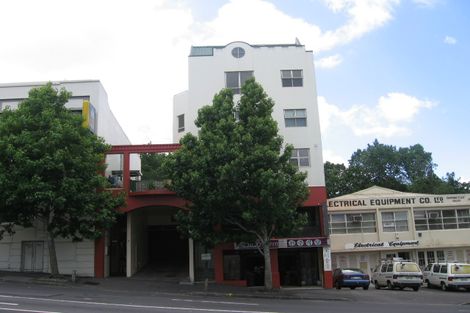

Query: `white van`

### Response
(423, 262, 470, 291)
(372, 259, 423, 291)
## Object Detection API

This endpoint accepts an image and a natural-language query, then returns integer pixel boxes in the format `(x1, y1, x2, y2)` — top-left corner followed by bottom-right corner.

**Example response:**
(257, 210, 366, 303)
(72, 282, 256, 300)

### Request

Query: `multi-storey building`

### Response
(173, 41, 330, 288)
(0, 80, 131, 277)
(328, 186, 470, 277)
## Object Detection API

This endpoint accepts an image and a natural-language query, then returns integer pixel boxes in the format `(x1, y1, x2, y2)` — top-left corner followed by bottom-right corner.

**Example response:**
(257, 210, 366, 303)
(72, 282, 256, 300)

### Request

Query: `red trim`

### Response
(108, 144, 180, 154)
(323, 270, 333, 288)
(303, 186, 327, 206)
(94, 237, 105, 278)
(270, 249, 280, 289)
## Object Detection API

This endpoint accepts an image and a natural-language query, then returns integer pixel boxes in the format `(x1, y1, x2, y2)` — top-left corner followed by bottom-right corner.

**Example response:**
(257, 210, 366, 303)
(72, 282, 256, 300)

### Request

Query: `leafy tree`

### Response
(140, 152, 168, 181)
(0, 83, 124, 277)
(165, 79, 308, 289)
(325, 139, 468, 197)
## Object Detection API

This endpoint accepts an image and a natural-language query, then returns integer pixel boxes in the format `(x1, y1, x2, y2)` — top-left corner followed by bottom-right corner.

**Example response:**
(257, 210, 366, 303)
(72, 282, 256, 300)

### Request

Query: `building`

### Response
(0, 80, 131, 277)
(328, 186, 470, 277)
(173, 41, 329, 288)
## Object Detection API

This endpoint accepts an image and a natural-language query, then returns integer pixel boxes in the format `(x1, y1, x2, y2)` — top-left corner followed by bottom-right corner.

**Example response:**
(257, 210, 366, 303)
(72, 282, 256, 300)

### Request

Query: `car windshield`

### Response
(451, 264, 470, 274)
(395, 263, 420, 272)
(343, 269, 364, 274)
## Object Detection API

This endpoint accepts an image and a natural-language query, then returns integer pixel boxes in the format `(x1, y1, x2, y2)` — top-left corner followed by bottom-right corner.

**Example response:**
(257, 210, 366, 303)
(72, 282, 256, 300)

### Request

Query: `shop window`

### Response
(381, 211, 408, 232)
(284, 109, 307, 127)
(418, 251, 426, 267)
(426, 251, 435, 263)
(225, 71, 253, 94)
(290, 148, 310, 167)
(281, 70, 303, 87)
(329, 212, 376, 234)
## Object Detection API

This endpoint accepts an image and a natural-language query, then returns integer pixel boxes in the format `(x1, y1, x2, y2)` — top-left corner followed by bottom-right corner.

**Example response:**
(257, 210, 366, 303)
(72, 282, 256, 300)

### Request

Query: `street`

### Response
(0, 281, 469, 313)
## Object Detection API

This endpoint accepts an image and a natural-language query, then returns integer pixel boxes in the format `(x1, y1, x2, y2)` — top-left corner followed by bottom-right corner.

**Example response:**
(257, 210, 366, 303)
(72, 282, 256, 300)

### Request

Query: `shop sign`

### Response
(345, 240, 419, 250)
(323, 247, 332, 271)
(234, 237, 328, 250)
(201, 253, 211, 261)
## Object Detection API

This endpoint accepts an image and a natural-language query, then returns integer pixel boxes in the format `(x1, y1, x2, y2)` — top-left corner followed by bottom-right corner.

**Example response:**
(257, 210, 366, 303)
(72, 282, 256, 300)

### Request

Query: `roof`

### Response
(189, 41, 306, 57)
(0, 80, 101, 89)
(330, 186, 430, 200)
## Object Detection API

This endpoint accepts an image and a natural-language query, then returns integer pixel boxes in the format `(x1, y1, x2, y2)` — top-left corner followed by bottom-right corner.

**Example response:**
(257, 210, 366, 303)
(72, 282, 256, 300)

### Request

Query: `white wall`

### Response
(173, 42, 325, 187)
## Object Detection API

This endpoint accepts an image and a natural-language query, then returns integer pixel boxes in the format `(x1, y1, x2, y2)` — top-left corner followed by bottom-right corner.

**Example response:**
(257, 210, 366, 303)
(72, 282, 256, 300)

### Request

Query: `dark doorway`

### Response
(147, 225, 188, 279)
(279, 248, 320, 286)
(109, 214, 127, 276)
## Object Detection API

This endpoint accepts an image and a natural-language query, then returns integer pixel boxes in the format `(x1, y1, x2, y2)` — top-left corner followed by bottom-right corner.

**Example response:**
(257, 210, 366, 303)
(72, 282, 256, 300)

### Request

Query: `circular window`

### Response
(231, 47, 245, 58)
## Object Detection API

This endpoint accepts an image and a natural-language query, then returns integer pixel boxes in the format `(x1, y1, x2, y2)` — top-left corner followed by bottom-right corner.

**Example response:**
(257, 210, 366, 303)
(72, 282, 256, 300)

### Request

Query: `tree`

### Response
(325, 139, 468, 197)
(0, 83, 123, 277)
(165, 79, 308, 289)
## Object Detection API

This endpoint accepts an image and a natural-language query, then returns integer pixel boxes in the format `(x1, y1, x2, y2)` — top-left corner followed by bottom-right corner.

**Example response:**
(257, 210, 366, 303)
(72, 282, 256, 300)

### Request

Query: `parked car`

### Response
(423, 262, 470, 291)
(372, 258, 423, 291)
(333, 268, 370, 290)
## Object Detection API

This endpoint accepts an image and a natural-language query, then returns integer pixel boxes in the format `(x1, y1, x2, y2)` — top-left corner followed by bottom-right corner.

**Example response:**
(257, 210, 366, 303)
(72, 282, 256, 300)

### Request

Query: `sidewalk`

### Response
(0, 271, 349, 301)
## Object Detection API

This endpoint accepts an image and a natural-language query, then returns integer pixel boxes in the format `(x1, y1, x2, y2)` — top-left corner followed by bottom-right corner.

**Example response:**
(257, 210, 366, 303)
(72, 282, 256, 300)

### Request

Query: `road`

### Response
(0, 281, 469, 313)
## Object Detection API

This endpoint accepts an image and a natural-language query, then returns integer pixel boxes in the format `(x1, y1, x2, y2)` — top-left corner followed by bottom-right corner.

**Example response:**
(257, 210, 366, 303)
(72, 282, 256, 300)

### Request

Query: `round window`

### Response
(231, 47, 245, 58)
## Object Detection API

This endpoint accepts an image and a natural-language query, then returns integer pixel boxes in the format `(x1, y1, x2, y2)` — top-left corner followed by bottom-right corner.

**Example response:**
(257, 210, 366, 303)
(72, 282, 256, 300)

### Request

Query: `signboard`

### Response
(201, 253, 211, 261)
(234, 237, 328, 250)
(345, 240, 419, 250)
(323, 247, 332, 271)
(329, 194, 470, 209)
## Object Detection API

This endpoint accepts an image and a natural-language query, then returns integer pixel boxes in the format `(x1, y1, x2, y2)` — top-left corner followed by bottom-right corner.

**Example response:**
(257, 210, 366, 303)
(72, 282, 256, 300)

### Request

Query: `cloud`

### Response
(413, 0, 439, 8)
(444, 36, 457, 45)
(316, 54, 343, 69)
(323, 149, 348, 165)
(318, 93, 437, 138)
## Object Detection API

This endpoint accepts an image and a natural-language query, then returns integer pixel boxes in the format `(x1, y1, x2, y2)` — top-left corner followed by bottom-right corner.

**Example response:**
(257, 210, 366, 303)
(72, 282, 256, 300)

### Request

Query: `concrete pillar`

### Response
(126, 211, 132, 277)
(189, 238, 195, 282)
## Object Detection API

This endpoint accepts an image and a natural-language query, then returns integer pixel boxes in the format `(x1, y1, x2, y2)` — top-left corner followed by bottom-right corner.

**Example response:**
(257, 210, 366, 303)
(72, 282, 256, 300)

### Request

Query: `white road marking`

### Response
(0, 303, 17, 306)
(0, 294, 278, 313)
(0, 308, 61, 313)
(171, 298, 259, 306)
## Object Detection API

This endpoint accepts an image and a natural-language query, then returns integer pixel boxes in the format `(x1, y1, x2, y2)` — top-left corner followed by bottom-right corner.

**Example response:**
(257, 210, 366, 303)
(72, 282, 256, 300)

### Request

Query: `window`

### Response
(414, 208, 470, 230)
(231, 47, 245, 58)
(177, 114, 185, 132)
(329, 213, 376, 234)
(290, 148, 310, 167)
(281, 70, 303, 87)
(381, 211, 408, 232)
(225, 71, 253, 94)
(284, 109, 307, 127)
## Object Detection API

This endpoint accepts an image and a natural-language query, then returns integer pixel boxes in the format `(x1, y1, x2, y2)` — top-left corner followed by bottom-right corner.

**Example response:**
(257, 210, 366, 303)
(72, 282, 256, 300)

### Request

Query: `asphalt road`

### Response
(0, 281, 469, 313)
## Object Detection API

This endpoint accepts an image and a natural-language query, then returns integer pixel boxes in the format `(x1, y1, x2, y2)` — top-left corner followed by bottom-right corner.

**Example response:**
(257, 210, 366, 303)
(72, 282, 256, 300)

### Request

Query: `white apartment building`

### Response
(173, 42, 330, 288)
(0, 80, 131, 277)
(328, 186, 470, 277)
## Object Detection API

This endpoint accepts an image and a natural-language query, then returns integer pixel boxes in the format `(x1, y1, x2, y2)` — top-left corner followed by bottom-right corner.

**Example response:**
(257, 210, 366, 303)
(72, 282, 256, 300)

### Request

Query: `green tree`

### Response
(165, 79, 308, 289)
(0, 83, 124, 277)
(325, 140, 468, 197)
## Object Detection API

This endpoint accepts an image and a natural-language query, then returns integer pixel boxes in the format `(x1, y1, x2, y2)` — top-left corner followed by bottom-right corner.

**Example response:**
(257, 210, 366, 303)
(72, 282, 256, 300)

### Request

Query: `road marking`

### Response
(0, 304, 17, 306)
(171, 298, 259, 306)
(0, 295, 278, 313)
(0, 308, 61, 313)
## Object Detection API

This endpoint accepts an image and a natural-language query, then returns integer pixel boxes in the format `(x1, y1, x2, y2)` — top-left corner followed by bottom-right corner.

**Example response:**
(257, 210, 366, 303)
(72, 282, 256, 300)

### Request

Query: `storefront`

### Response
(328, 186, 470, 277)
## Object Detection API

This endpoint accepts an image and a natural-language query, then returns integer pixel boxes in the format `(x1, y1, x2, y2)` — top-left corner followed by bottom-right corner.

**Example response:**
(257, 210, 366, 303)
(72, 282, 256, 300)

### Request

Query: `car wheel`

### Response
(335, 281, 341, 290)
(441, 283, 448, 291)
(425, 280, 432, 288)
(363, 285, 369, 290)
(350, 287, 356, 290)
(465, 288, 470, 292)
(399, 287, 404, 290)
(412, 286, 419, 291)
(374, 281, 380, 289)
(387, 281, 393, 290)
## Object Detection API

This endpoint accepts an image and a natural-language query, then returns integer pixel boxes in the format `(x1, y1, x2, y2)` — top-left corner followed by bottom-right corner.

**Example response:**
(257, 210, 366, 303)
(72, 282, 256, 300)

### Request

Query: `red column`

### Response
(213, 244, 224, 284)
(123, 152, 130, 193)
(94, 236, 105, 278)
(270, 249, 280, 289)
(324, 270, 333, 288)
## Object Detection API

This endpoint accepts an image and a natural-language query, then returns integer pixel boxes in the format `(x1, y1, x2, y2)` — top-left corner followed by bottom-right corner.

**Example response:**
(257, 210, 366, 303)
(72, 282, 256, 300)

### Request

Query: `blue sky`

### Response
(0, 0, 468, 182)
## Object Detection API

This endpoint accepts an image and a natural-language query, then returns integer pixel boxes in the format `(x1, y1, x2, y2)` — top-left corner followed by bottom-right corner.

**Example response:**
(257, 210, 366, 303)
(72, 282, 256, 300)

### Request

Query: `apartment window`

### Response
(177, 114, 185, 132)
(281, 70, 303, 87)
(329, 213, 376, 234)
(225, 71, 253, 94)
(231, 47, 245, 58)
(284, 109, 307, 127)
(414, 208, 470, 230)
(290, 148, 310, 167)
(381, 211, 408, 232)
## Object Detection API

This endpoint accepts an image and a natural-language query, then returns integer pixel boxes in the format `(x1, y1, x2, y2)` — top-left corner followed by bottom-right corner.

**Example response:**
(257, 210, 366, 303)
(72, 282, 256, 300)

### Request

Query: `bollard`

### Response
(71, 270, 77, 283)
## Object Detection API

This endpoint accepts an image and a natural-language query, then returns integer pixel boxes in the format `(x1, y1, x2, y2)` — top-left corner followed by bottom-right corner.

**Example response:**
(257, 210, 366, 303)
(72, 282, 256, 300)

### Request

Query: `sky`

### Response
(0, 0, 469, 182)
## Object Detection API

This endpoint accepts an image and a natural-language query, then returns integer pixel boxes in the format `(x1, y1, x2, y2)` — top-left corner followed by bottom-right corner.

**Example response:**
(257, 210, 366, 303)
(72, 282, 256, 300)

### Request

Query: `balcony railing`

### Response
(130, 179, 171, 193)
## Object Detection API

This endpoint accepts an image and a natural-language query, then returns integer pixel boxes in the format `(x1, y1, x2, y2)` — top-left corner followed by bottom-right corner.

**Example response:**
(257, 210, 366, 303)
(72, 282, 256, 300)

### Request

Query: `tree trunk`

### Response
(263, 240, 273, 290)
(46, 228, 60, 277)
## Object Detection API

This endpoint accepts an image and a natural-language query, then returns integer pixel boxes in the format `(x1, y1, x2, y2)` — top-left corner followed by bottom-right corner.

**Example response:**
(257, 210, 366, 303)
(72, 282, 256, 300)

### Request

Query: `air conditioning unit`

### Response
(428, 212, 440, 219)
(352, 215, 363, 222)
